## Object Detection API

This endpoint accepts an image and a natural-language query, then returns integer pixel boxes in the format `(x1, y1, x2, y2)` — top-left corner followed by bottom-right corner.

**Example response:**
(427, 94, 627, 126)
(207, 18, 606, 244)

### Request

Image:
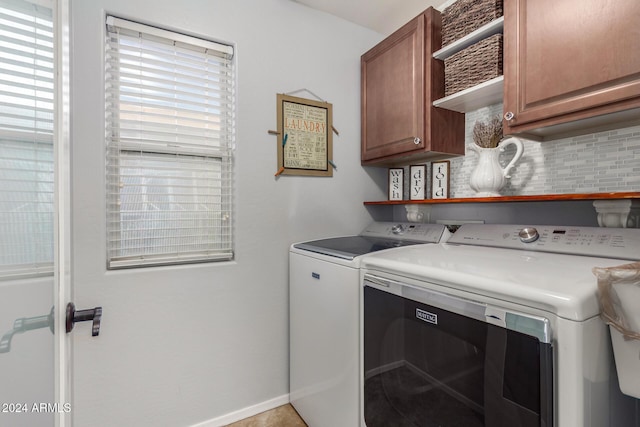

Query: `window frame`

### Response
(104, 16, 235, 269)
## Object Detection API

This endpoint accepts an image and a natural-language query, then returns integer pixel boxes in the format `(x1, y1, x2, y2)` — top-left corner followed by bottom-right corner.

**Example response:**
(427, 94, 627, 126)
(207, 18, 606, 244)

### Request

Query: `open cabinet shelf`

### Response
(433, 76, 503, 113)
(433, 17, 504, 60)
(433, 17, 504, 113)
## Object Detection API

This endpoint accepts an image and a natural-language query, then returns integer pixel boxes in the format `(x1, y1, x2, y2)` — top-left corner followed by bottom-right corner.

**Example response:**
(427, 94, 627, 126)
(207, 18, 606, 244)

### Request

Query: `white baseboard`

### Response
(189, 394, 290, 427)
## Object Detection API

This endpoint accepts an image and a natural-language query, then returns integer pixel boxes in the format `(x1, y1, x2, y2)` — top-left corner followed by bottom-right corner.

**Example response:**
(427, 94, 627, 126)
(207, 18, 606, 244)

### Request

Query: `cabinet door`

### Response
(503, 0, 640, 134)
(361, 15, 425, 162)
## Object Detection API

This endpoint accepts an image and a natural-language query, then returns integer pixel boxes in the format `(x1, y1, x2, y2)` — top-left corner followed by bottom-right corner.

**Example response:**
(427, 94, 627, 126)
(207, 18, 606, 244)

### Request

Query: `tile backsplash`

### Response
(448, 103, 640, 198)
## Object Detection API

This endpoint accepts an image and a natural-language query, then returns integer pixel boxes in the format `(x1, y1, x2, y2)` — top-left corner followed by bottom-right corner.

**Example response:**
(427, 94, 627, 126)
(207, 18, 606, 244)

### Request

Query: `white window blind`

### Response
(0, 0, 54, 279)
(105, 16, 235, 269)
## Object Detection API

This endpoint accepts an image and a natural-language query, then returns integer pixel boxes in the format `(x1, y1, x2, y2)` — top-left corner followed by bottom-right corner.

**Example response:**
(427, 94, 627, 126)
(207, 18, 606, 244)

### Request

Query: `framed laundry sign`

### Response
(409, 165, 426, 200)
(276, 94, 333, 176)
(388, 168, 404, 200)
(431, 161, 450, 199)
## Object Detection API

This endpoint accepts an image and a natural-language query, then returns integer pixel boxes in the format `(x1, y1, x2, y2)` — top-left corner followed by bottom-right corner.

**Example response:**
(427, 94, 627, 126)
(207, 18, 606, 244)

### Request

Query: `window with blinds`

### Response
(0, 0, 55, 279)
(105, 16, 235, 269)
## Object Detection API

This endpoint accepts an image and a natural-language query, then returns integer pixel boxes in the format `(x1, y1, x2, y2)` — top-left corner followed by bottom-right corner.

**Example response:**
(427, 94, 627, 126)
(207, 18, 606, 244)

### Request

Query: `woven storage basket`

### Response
(444, 34, 503, 97)
(442, 0, 503, 47)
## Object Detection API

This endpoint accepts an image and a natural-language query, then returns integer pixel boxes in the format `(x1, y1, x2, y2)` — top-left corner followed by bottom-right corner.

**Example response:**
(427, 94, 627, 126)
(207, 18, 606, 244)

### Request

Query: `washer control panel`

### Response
(448, 224, 640, 259)
(361, 222, 451, 243)
(518, 227, 539, 243)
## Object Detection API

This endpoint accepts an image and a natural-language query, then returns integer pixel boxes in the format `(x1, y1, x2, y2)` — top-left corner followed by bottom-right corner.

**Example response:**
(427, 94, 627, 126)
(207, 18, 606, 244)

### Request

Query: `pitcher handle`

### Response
(498, 136, 524, 179)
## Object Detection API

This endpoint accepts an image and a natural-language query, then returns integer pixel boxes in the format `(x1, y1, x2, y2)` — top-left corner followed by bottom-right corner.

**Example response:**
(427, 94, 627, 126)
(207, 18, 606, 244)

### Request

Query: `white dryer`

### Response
(360, 224, 640, 427)
(289, 222, 450, 427)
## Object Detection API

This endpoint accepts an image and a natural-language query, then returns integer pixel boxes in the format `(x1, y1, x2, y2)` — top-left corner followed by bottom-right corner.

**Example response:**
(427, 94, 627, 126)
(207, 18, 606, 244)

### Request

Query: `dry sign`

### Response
(410, 165, 426, 200)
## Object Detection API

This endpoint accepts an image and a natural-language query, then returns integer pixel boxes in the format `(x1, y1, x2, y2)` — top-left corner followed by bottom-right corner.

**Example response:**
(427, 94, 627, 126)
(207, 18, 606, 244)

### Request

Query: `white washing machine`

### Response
(360, 224, 640, 427)
(289, 222, 450, 427)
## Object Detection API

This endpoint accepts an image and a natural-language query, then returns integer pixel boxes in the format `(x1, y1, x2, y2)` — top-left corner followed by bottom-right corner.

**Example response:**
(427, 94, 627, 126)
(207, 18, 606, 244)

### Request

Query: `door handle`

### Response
(66, 303, 102, 336)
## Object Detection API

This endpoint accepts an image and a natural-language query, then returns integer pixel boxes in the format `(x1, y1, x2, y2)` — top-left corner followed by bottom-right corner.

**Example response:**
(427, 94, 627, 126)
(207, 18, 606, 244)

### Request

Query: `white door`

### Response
(68, 2, 240, 426)
(0, 0, 77, 426)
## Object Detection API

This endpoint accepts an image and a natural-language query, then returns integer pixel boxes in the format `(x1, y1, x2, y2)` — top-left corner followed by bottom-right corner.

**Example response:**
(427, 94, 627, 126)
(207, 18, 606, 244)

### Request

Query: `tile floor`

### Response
(226, 404, 307, 427)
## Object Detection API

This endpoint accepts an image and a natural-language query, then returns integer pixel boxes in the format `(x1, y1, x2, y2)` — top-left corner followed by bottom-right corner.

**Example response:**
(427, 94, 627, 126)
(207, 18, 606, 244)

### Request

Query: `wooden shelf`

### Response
(364, 192, 640, 206)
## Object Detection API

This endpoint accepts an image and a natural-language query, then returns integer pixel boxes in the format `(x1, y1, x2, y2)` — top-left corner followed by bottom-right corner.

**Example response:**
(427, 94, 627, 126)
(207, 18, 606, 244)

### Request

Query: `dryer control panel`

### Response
(448, 224, 640, 260)
(360, 222, 451, 243)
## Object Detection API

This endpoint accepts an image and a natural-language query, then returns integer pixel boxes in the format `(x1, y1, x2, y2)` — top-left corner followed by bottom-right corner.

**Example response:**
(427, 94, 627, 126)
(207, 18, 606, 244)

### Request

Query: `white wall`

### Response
(70, 1, 385, 425)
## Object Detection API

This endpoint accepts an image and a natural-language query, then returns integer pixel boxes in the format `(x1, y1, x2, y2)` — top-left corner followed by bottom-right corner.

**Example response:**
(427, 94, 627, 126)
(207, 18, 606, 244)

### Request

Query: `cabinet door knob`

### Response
(504, 112, 515, 121)
(413, 137, 421, 145)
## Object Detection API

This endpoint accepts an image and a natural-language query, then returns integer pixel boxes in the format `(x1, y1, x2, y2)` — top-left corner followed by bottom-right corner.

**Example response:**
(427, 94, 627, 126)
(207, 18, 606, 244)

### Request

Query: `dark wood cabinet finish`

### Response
(503, 0, 640, 138)
(361, 8, 464, 165)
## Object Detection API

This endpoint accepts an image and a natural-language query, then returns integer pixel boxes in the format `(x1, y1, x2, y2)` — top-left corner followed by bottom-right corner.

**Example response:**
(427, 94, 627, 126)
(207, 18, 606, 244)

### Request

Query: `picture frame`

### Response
(409, 165, 427, 200)
(431, 161, 450, 199)
(276, 94, 333, 177)
(388, 168, 404, 201)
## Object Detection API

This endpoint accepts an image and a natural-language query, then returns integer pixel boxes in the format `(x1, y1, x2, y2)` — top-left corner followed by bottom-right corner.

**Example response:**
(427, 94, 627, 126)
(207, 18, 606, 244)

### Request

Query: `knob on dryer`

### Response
(518, 227, 539, 243)
(391, 224, 405, 235)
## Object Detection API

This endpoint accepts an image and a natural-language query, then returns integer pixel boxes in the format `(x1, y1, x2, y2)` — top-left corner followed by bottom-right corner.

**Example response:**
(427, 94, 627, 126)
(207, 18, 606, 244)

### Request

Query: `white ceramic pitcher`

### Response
(468, 136, 524, 197)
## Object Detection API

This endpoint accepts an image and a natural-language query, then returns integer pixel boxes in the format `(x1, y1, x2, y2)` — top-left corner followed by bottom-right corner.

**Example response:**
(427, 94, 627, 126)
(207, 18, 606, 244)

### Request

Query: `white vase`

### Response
(468, 136, 524, 197)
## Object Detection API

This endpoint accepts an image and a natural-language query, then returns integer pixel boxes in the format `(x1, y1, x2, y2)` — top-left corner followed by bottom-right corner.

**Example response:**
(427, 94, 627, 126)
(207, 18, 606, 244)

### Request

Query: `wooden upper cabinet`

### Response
(503, 0, 640, 138)
(361, 8, 464, 165)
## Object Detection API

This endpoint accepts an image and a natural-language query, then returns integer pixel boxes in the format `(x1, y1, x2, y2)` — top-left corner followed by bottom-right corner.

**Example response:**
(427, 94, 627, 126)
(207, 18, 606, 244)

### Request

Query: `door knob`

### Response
(66, 303, 102, 336)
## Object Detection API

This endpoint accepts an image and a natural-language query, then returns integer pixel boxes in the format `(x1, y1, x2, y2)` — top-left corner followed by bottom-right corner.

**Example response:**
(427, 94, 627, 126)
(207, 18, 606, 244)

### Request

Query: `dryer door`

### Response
(362, 276, 553, 427)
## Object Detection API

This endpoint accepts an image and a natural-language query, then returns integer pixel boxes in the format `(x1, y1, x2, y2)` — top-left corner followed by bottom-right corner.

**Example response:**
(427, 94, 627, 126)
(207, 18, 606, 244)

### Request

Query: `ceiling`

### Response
(293, 0, 452, 36)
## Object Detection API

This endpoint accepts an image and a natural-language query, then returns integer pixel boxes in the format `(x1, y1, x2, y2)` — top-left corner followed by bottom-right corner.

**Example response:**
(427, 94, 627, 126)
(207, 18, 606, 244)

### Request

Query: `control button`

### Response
(391, 224, 405, 235)
(519, 227, 539, 243)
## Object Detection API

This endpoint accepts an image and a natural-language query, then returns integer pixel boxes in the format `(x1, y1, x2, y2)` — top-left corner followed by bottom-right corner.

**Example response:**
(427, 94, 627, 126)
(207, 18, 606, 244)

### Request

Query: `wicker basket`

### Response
(444, 34, 503, 97)
(442, 0, 503, 47)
